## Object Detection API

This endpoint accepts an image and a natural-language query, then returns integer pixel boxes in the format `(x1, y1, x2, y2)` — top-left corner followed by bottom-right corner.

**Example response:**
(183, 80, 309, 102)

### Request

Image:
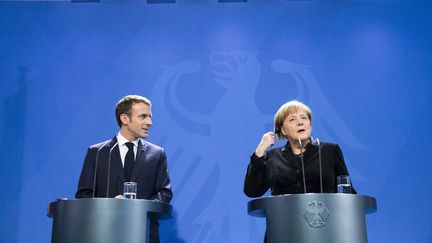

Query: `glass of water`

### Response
(337, 175, 352, 194)
(123, 182, 137, 199)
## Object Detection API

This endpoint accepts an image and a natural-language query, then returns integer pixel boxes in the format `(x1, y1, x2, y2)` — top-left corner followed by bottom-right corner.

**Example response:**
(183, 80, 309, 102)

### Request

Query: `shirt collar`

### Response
(282, 141, 312, 153)
(116, 133, 139, 148)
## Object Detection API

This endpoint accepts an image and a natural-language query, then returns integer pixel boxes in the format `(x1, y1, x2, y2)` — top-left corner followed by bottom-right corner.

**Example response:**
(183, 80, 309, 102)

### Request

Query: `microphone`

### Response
(106, 141, 119, 198)
(92, 140, 111, 198)
(298, 137, 307, 193)
(311, 137, 323, 193)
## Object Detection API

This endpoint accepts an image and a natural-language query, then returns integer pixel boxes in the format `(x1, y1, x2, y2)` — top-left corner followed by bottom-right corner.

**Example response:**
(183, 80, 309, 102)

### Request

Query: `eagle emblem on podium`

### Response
(303, 200, 330, 228)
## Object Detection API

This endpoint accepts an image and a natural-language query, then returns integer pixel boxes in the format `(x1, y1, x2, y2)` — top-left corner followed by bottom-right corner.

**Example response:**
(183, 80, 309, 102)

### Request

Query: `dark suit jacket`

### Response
(244, 141, 355, 197)
(75, 136, 173, 243)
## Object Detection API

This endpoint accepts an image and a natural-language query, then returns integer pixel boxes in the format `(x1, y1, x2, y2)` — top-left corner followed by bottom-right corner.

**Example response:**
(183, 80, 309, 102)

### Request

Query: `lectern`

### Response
(248, 193, 377, 243)
(47, 198, 172, 243)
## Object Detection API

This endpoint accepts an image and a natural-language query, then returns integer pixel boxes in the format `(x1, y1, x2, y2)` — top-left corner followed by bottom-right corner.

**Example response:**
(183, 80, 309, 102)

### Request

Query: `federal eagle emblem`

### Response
(303, 200, 330, 228)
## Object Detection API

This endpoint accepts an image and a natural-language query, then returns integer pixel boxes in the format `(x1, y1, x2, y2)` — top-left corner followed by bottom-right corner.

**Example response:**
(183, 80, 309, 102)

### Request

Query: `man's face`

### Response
(121, 102, 152, 141)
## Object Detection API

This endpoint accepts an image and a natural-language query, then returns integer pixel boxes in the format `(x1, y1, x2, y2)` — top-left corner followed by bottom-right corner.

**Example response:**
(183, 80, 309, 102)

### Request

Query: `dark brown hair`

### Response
(115, 95, 151, 127)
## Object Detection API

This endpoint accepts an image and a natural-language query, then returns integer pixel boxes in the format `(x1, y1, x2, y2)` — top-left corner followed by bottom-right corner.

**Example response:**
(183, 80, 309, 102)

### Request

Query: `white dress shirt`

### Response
(116, 133, 139, 167)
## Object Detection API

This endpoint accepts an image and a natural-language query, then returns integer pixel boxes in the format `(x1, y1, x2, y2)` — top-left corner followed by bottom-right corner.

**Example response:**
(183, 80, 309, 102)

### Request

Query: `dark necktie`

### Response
(124, 142, 135, 182)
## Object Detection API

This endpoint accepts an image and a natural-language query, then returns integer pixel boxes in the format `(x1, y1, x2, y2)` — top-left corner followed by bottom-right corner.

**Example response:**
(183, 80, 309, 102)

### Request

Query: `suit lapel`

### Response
(280, 143, 299, 167)
(131, 139, 148, 182)
(280, 142, 319, 167)
(108, 137, 126, 183)
(304, 143, 319, 164)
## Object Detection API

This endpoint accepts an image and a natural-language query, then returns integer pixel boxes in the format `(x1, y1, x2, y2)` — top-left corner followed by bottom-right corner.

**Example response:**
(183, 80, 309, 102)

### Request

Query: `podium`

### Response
(248, 193, 377, 243)
(47, 198, 172, 243)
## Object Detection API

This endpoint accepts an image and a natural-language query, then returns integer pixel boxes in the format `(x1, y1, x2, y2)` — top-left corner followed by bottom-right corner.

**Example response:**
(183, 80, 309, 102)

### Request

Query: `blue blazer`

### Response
(75, 136, 173, 242)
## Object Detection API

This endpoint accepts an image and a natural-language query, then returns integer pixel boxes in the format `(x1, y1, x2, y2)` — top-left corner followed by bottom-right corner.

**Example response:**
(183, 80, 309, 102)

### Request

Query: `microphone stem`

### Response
(106, 142, 119, 198)
(318, 141, 323, 193)
(312, 137, 323, 193)
(298, 138, 306, 193)
(92, 140, 110, 198)
(300, 152, 306, 193)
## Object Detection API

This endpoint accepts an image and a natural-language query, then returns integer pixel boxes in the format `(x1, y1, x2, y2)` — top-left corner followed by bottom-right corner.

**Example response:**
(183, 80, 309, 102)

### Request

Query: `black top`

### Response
(244, 141, 355, 197)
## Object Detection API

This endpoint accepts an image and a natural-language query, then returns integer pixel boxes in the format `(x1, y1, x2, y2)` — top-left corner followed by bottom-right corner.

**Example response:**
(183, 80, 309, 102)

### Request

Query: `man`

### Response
(76, 95, 173, 243)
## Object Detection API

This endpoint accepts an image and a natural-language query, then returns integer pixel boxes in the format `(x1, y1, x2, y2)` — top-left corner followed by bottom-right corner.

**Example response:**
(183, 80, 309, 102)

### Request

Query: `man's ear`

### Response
(120, 114, 129, 126)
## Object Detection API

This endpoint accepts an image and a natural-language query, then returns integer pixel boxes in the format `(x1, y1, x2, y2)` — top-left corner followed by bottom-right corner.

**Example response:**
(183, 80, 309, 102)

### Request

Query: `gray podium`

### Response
(47, 198, 172, 243)
(248, 193, 377, 243)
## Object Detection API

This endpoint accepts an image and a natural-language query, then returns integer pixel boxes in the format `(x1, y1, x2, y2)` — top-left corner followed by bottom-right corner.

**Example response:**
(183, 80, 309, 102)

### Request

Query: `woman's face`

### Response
(281, 110, 311, 144)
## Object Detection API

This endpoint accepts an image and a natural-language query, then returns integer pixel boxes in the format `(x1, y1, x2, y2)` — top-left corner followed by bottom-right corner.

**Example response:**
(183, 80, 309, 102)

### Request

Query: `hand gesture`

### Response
(255, 132, 275, 157)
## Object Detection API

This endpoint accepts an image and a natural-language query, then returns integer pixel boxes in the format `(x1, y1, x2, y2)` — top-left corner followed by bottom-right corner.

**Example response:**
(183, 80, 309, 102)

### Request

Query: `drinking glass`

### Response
(123, 182, 137, 199)
(337, 175, 352, 194)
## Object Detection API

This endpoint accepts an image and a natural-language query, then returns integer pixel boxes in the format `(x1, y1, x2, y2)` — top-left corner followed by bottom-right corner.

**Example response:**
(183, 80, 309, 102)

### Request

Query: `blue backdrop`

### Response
(1, 1, 431, 242)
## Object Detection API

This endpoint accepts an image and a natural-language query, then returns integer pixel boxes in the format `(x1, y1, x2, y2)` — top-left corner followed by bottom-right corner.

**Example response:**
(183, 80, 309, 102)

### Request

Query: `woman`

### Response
(244, 100, 355, 197)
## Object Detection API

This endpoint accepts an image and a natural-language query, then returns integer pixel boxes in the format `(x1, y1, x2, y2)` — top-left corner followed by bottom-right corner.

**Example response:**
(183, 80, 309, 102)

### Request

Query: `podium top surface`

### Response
(48, 198, 172, 219)
(248, 193, 377, 217)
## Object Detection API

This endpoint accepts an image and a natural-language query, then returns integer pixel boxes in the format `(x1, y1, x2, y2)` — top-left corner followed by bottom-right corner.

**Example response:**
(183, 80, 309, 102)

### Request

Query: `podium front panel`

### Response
(248, 193, 377, 243)
(48, 198, 171, 243)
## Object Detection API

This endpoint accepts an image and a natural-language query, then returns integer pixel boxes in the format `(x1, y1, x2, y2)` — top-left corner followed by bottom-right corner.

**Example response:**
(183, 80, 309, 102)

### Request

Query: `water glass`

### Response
(337, 175, 352, 194)
(123, 182, 137, 199)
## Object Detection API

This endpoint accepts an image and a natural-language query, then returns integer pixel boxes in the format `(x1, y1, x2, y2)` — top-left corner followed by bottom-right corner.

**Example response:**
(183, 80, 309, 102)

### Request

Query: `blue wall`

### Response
(1, 1, 431, 242)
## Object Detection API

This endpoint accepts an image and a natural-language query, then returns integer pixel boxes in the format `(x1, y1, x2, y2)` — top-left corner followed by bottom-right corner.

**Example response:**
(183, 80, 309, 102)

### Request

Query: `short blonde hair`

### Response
(274, 100, 312, 140)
